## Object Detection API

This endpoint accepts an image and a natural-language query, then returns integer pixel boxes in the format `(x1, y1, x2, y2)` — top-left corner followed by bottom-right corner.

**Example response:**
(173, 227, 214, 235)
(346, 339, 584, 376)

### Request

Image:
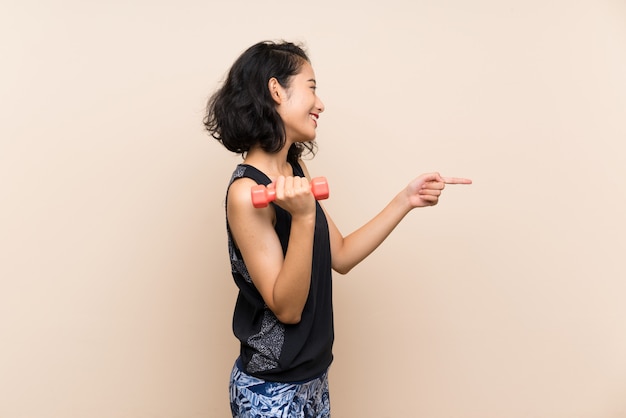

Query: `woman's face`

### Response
(275, 61, 325, 144)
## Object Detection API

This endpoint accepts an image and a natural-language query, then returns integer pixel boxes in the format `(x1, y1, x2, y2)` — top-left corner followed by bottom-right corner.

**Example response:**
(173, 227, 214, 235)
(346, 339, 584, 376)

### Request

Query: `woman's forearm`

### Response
(271, 214, 316, 324)
(332, 192, 412, 274)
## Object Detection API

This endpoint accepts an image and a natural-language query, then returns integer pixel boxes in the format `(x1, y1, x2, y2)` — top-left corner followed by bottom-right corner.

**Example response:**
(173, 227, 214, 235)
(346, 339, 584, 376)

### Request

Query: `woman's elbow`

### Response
(331, 250, 357, 275)
(332, 263, 353, 275)
(276, 312, 302, 325)
(272, 304, 303, 325)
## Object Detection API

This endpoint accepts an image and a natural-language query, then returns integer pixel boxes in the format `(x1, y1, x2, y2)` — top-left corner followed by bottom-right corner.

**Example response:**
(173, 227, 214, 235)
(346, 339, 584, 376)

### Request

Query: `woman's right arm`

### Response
(227, 176, 317, 324)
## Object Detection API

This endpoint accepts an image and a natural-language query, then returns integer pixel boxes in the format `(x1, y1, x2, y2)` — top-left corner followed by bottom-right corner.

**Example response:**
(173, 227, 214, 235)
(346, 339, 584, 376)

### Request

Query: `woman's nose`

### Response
(316, 97, 325, 113)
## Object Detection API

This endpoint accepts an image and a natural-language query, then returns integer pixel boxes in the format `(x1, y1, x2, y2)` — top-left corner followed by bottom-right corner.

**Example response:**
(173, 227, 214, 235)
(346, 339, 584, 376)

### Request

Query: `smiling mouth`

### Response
(310, 113, 319, 127)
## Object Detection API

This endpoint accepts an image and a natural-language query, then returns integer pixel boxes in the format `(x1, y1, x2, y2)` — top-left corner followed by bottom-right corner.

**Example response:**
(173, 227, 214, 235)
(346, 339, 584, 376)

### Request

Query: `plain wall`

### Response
(1, 0, 625, 417)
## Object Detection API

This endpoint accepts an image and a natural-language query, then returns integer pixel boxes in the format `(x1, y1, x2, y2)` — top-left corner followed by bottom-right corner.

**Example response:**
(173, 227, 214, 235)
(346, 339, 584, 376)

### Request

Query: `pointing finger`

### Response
(441, 177, 472, 185)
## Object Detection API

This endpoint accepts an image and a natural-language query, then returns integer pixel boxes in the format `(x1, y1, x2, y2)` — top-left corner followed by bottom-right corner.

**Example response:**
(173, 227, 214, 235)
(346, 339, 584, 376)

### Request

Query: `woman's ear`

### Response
(268, 77, 283, 104)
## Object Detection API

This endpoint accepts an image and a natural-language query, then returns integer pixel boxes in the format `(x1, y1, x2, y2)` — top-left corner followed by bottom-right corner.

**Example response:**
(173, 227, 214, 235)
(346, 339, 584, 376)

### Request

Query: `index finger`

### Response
(441, 177, 473, 185)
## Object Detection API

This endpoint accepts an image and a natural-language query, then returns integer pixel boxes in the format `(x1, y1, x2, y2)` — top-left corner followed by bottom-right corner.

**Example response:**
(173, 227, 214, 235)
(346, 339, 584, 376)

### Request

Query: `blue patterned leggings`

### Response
(229, 360, 331, 418)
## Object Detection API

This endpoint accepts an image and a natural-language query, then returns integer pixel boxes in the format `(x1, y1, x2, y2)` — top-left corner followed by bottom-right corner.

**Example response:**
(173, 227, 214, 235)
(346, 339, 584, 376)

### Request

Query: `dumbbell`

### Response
(251, 177, 329, 208)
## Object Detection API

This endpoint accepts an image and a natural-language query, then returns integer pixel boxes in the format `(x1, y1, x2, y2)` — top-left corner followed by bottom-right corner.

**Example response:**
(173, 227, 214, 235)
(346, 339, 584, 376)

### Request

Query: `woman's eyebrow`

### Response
(308, 79, 317, 84)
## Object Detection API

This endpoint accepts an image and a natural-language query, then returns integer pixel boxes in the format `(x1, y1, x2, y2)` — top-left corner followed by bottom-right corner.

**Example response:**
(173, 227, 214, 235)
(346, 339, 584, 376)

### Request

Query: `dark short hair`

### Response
(204, 40, 316, 164)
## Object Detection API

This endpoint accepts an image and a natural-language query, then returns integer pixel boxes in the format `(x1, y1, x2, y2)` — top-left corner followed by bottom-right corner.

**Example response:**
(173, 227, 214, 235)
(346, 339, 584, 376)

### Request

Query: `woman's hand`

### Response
(268, 175, 317, 218)
(406, 173, 472, 208)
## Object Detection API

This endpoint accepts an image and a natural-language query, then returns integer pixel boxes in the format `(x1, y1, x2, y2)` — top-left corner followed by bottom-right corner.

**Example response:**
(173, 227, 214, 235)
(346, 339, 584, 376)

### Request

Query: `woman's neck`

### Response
(244, 146, 294, 178)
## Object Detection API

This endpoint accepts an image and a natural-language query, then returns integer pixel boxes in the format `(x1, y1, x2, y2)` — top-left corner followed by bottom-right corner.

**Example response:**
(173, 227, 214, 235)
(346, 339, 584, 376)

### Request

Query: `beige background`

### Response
(1, 0, 625, 417)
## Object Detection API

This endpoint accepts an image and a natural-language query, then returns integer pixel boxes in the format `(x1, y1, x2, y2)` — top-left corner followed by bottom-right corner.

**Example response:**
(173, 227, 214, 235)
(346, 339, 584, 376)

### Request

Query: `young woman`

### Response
(205, 40, 471, 418)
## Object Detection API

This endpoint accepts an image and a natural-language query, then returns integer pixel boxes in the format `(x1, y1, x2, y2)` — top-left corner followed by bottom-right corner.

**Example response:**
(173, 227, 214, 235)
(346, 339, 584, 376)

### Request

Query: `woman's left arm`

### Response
(300, 161, 471, 274)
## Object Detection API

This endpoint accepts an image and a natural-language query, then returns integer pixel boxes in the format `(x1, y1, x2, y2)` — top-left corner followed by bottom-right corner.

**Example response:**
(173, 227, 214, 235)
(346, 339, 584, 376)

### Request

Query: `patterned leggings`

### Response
(229, 360, 331, 418)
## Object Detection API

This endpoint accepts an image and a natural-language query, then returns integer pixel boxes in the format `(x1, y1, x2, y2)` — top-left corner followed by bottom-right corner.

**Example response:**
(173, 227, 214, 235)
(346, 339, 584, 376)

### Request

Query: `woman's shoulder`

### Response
(226, 168, 274, 226)
(228, 176, 257, 205)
